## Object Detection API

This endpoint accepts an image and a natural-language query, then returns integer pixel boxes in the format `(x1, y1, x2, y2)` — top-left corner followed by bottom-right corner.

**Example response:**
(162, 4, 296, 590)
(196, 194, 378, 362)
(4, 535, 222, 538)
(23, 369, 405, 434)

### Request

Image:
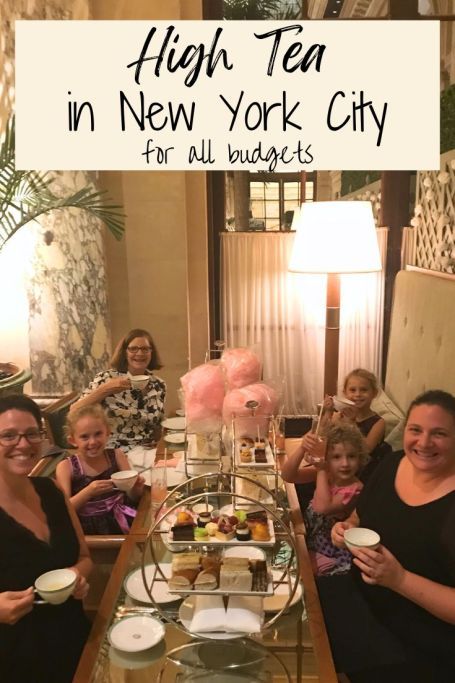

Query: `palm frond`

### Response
(0, 117, 125, 251)
(223, 0, 302, 19)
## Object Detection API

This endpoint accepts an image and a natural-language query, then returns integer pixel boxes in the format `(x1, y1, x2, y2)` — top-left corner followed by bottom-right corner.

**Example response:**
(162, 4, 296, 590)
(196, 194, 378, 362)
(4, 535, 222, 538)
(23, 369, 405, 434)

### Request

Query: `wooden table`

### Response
(74, 439, 337, 682)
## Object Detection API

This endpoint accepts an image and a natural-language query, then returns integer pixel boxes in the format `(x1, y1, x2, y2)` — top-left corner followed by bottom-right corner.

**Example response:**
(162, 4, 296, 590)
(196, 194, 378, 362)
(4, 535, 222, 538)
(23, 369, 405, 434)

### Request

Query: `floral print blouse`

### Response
(80, 369, 166, 452)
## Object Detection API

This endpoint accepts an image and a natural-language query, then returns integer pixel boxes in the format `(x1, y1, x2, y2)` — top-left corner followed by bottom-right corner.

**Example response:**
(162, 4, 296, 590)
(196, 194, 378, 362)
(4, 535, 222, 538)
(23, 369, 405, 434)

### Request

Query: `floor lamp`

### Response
(289, 201, 382, 397)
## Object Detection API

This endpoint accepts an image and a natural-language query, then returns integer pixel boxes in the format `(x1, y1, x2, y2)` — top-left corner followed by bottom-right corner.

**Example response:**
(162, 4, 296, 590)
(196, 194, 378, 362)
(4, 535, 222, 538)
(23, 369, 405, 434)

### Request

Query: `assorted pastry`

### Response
(237, 436, 271, 465)
(170, 507, 272, 543)
(168, 551, 269, 593)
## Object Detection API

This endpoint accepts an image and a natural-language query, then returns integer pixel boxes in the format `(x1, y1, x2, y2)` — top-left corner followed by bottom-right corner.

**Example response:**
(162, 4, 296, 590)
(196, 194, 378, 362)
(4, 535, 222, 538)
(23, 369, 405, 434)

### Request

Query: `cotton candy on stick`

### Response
(221, 347, 261, 389)
(181, 363, 225, 433)
(223, 382, 278, 437)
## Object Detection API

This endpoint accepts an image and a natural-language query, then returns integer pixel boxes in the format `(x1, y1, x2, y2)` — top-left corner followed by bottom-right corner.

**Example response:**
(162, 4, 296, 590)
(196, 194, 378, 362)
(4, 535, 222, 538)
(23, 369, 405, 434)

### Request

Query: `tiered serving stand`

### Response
(141, 470, 301, 639)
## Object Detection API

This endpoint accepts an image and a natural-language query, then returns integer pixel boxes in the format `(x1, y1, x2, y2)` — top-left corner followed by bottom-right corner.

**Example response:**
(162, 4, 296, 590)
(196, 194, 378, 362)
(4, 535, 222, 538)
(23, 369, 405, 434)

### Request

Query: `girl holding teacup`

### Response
(319, 390, 455, 682)
(73, 328, 166, 451)
(0, 395, 92, 683)
(56, 404, 144, 534)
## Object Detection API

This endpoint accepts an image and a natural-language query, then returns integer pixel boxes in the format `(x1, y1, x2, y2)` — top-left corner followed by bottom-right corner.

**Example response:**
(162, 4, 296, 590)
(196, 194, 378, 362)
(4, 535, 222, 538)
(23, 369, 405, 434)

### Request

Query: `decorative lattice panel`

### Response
(412, 152, 455, 273)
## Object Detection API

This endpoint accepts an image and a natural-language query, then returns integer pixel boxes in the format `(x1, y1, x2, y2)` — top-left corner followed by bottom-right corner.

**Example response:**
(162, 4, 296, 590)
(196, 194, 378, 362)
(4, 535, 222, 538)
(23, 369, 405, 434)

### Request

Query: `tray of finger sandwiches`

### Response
(236, 436, 275, 468)
(165, 508, 275, 546)
(167, 550, 273, 596)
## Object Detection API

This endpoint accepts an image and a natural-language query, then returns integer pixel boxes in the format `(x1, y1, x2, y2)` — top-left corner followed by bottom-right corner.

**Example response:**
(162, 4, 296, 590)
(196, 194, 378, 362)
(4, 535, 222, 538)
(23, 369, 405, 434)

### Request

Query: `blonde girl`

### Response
(56, 405, 144, 535)
(330, 368, 385, 454)
(304, 423, 367, 576)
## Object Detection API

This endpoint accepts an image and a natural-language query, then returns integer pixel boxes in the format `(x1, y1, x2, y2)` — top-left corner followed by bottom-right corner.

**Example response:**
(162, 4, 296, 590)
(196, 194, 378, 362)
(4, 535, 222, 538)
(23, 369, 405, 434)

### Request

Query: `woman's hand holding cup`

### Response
(0, 588, 34, 625)
(69, 567, 90, 601)
(100, 377, 131, 397)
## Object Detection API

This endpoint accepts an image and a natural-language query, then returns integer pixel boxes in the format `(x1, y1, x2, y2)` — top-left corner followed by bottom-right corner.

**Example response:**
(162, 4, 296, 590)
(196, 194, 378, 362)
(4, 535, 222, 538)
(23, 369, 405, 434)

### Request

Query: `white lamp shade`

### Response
(289, 201, 382, 274)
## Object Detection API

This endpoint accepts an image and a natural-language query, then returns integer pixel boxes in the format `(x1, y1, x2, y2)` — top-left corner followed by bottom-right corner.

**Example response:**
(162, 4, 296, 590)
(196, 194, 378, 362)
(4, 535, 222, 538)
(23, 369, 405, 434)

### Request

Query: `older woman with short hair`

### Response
(73, 328, 166, 451)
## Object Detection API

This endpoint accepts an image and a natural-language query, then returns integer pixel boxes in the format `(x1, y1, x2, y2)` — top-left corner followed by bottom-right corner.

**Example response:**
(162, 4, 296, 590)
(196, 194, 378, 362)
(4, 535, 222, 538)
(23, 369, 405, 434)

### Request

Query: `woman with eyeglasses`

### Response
(0, 395, 92, 682)
(73, 328, 166, 452)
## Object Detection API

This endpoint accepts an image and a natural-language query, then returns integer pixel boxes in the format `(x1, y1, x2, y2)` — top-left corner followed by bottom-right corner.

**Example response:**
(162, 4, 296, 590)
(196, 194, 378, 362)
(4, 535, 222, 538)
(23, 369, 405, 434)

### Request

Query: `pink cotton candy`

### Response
(181, 363, 225, 433)
(223, 383, 279, 437)
(221, 347, 261, 390)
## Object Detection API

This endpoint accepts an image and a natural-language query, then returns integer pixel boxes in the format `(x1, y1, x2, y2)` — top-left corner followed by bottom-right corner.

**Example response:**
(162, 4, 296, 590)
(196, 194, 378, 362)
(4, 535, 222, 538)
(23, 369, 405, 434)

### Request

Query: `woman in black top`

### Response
(320, 390, 455, 683)
(0, 395, 92, 683)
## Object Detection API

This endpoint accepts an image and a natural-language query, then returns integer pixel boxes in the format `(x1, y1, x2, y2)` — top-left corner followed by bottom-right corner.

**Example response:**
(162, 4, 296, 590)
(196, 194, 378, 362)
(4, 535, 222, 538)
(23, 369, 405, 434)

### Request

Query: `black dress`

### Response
(317, 452, 455, 682)
(0, 478, 90, 683)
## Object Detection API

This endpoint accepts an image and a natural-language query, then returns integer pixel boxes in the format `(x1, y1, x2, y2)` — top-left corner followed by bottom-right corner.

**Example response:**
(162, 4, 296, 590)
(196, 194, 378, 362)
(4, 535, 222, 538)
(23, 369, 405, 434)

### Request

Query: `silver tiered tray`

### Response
(141, 472, 302, 640)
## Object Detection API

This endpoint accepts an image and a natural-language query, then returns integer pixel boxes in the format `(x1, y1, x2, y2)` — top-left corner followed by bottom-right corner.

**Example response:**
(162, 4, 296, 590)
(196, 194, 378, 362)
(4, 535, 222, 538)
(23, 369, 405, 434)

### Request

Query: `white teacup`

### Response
(344, 527, 380, 552)
(111, 470, 138, 491)
(332, 396, 356, 412)
(128, 373, 149, 390)
(35, 568, 77, 605)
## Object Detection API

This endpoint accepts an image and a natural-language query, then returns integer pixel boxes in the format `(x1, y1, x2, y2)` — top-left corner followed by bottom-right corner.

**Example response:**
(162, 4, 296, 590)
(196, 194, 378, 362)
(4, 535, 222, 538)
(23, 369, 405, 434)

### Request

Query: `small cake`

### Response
(246, 510, 268, 526)
(251, 521, 270, 542)
(240, 448, 252, 463)
(215, 527, 235, 541)
(234, 509, 247, 523)
(254, 450, 267, 463)
(205, 522, 218, 536)
(176, 510, 194, 525)
(240, 437, 254, 448)
(194, 526, 209, 540)
(171, 523, 195, 541)
(251, 560, 268, 592)
(254, 439, 266, 457)
(235, 522, 251, 541)
(197, 511, 212, 527)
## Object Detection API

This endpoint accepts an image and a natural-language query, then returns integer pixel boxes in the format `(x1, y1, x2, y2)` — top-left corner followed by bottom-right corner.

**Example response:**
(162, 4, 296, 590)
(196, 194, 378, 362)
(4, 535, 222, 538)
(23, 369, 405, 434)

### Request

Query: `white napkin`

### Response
(225, 596, 264, 633)
(128, 447, 156, 469)
(189, 595, 226, 633)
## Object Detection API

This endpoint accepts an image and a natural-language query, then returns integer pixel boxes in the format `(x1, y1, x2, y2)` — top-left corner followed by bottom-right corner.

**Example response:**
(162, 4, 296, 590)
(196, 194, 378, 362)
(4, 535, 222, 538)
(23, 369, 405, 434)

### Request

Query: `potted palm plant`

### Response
(0, 117, 125, 251)
(0, 117, 125, 394)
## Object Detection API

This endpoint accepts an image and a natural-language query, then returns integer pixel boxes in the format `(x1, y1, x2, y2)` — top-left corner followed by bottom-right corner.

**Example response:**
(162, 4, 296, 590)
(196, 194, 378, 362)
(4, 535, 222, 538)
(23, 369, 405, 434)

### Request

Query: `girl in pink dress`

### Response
(305, 423, 367, 575)
(56, 405, 144, 534)
(283, 422, 367, 576)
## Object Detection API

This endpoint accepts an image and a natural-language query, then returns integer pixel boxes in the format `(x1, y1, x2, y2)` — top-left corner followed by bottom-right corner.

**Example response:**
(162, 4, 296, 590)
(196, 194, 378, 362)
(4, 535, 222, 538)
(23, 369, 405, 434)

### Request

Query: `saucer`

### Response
(124, 563, 178, 604)
(263, 570, 303, 613)
(108, 615, 165, 653)
(162, 416, 186, 430)
(164, 432, 186, 445)
(109, 640, 166, 670)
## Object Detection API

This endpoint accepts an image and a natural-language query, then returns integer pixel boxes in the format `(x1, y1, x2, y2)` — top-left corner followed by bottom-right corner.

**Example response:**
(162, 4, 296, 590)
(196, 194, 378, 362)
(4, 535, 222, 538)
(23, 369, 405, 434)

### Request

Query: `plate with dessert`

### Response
(236, 437, 274, 468)
(167, 551, 272, 596)
(165, 508, 275, 547)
